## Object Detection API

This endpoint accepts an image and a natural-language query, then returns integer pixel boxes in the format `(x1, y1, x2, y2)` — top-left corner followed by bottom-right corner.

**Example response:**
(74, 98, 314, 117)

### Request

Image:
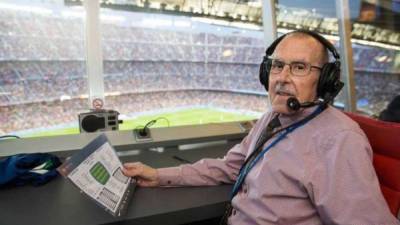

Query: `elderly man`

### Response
(123, 30, 399, 225)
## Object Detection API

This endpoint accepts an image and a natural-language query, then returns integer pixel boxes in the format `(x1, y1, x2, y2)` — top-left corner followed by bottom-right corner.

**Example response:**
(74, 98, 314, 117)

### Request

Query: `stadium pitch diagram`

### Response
(58, 134, 136, 217)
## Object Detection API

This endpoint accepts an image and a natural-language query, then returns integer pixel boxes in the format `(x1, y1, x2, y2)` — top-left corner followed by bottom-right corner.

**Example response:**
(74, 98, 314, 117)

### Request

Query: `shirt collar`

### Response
(277, 105, 320, 128)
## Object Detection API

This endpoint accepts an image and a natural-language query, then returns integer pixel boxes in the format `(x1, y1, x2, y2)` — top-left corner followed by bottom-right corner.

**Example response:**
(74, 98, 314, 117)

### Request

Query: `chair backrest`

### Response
(345, 112, 400, 218)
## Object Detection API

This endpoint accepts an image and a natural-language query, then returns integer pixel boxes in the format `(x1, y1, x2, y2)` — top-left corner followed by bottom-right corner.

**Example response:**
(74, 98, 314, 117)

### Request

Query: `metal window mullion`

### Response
(262, 0, 277, 48)
(336, 0, 356, 112)
(83, 0, 105, 108)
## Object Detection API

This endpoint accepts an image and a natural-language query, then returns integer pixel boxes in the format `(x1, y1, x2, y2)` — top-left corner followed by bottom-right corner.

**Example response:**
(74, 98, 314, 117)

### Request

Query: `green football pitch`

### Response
(27, 108, 258, 138)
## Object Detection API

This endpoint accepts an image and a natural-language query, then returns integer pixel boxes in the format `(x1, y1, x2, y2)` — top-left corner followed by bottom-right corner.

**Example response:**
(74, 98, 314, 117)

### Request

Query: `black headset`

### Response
(259, 29, 343, 103)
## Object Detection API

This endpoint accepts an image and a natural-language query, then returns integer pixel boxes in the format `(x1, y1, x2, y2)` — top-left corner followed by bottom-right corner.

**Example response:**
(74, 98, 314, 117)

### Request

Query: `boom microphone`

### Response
(286, 97, 322, 111)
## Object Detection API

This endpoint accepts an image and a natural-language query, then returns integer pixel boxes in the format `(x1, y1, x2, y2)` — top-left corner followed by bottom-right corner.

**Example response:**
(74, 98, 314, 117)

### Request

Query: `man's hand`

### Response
(122, 162, 160, 187)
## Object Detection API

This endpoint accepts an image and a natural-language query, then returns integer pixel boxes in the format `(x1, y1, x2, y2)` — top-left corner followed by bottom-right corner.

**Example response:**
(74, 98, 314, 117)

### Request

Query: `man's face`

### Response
(268, 35, 325, 115)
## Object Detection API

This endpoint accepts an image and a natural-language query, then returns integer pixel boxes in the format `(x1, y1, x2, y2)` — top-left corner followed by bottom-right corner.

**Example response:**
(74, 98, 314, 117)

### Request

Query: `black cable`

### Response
(172, 155, 192, 164)
(154, 117, 170, 127)
(134, 117, 171, 137)
(0, 135, 20, 139)
(140, 119, 156, 136)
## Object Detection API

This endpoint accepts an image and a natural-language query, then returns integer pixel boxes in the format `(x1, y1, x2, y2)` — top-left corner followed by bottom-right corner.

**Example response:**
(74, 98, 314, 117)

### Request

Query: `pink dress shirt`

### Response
(157, 106, 399, 225)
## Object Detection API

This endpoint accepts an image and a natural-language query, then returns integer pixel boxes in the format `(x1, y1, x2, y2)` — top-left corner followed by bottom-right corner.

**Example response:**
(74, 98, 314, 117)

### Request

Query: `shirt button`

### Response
(243, 184, 248, 194)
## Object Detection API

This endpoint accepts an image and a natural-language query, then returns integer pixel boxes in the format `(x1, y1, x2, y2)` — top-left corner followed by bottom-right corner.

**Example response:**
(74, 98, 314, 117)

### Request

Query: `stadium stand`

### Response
(0, 7, 399, 133)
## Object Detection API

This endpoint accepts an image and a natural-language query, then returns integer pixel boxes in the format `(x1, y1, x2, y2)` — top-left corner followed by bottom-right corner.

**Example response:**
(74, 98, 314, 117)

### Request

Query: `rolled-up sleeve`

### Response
(306, 130, 400, 225)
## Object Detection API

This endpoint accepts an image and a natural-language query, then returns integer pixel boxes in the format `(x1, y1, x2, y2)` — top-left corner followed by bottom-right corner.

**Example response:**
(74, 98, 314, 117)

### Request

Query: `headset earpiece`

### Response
(259, 35, 284, 91)
(259, 56, 271, 90)
(317, 60, 342, 99)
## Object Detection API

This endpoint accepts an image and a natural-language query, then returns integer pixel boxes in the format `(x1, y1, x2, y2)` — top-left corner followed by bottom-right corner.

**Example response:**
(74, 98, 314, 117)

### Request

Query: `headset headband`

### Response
(266, 30, 340, 61)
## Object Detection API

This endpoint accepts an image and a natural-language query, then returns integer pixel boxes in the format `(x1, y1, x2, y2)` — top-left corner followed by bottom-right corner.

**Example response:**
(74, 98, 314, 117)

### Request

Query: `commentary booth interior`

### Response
(0, 0, 399, 224)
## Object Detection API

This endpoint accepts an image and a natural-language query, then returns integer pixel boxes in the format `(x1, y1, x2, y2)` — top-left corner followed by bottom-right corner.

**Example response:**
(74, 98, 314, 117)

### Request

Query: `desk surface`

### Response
(0, 122, 246, 157)
(0, 143, 235, 225)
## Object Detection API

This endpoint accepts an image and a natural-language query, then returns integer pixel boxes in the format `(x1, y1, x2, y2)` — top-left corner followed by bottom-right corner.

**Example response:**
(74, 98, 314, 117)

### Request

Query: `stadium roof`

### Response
(64, 0, 399, 46)
(66, 0, 264, 24)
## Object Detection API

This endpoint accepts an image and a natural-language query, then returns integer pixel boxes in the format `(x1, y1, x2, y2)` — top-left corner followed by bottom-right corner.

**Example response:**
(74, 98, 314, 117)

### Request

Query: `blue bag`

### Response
(0, 153, 61, 187)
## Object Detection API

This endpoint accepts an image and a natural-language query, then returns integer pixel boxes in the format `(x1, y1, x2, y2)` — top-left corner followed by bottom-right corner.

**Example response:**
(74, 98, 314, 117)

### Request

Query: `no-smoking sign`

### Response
(92, 98, 104, 109)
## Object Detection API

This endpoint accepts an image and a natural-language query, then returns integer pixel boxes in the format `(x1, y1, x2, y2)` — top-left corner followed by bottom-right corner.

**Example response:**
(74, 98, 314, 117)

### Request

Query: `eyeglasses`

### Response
(268, 57, 323, 76)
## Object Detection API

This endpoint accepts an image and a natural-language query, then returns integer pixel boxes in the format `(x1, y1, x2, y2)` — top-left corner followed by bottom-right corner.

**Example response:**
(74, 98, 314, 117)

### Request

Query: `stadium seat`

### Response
(345, 112, 400, 218)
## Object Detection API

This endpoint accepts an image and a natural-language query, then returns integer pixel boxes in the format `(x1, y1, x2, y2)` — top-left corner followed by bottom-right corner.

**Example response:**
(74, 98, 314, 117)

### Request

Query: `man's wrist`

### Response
(157, 167, 181, 186)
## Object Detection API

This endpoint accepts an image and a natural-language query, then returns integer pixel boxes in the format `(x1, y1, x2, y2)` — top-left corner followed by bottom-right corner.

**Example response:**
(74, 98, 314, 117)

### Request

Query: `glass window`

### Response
(351, 1, 400, 117)
(100, 4, 267, 131)
(3, 0, 399, 138)
(0, 1, 86, 137)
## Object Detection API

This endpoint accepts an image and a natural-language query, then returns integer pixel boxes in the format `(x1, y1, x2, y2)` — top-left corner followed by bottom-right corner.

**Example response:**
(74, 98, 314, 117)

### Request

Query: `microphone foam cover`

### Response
(287, 97, 301, 111)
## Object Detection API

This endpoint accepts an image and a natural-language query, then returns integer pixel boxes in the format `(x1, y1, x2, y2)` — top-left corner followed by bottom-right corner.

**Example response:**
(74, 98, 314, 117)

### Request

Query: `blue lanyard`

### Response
(230, 106, 324, 199)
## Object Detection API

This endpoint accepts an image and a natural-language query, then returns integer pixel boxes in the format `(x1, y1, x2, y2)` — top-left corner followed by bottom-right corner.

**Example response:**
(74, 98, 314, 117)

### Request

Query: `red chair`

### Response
(346, 112, 400, 218)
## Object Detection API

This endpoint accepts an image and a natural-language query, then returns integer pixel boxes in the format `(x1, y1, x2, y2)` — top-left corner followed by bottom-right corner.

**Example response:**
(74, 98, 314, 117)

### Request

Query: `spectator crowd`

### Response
(0, 8, 399, 134)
